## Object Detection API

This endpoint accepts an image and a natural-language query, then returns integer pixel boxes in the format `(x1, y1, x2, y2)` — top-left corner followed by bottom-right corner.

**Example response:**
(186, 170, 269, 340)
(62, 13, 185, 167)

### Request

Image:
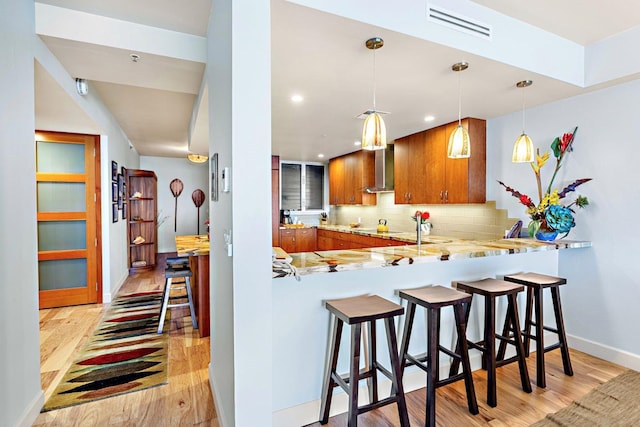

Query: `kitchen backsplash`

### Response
(329, 192, 519, 240)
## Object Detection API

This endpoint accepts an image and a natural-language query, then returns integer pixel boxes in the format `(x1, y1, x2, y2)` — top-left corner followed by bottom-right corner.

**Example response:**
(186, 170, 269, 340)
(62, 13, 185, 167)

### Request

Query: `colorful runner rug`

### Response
(42, 291, 169, 412)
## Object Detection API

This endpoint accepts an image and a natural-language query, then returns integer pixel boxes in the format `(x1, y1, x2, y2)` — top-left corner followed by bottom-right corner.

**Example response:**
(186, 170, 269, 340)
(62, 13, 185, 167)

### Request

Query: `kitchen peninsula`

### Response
(175, 234, 210, 337)
(271, 233, 590, 426)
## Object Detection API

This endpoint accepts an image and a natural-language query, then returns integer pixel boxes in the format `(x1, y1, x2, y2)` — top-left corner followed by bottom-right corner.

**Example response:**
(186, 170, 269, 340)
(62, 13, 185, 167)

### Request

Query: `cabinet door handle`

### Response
(439, 191, 443, 201)
(408, 192, 412, 201)
(445, 190, 448, 203)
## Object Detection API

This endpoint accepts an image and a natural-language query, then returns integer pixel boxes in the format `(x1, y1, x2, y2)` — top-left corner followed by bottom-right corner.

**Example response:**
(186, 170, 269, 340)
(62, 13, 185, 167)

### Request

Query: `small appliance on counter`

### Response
(280, 209, 292, 225)
(377, 219, 389, 233)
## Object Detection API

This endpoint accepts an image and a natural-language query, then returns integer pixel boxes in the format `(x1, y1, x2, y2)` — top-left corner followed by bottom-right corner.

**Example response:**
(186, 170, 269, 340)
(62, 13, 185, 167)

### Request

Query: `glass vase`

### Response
(535, 228, 558, 241)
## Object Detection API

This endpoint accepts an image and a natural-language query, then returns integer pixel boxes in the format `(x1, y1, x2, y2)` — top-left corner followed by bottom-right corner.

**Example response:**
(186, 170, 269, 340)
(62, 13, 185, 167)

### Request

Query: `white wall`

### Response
(208, 1, 273, 426)
(487, 79, 640, 365)
(0, 2, 44, 426)
(140, 156, 209, 252)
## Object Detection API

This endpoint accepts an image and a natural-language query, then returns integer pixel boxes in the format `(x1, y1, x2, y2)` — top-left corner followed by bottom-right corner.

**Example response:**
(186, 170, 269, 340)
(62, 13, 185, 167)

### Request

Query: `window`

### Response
(280, 161, 325, 211)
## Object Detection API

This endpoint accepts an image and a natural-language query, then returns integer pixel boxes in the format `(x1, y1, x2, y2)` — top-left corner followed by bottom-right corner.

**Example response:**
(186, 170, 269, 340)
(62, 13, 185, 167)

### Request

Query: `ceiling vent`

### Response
(427, 4, 492, 40)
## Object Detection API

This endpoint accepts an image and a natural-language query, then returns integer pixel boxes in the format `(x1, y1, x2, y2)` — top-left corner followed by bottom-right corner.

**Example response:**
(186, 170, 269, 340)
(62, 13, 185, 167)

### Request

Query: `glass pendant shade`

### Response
(361, 112, 387, 151)
(512, 133, 534, 162)
(447, 124, 470, 158)
(187, 154, 208, 163)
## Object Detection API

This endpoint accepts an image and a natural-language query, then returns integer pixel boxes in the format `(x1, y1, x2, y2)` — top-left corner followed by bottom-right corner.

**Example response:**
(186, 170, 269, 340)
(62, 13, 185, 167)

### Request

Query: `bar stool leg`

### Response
(484, 296, 498, 407)
(384, 317, 409, 427)
(184, 276, 198, 329)
(367, 320, 379, 404)
(157, 277, 173, 334)
(454, 302, 479, 415)
(398, 302, 417, 379)
(425, 307, 439, 427)
(319, 316, 342, 424)
(551, 287, 573, 376)
(348, 323, 362, 426)
(522, 287, 534, 356)
(533, 287, 546, 387)
(509, 294, 532, 393)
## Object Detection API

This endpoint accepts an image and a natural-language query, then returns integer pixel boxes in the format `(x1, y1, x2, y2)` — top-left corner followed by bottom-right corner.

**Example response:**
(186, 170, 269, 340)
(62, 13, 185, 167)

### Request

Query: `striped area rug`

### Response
(42, 291, 169, 412)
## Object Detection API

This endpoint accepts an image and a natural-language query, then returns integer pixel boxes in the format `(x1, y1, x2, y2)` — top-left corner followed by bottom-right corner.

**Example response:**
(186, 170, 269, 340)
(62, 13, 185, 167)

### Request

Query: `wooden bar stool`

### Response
(498, 273, 573, 388)
(451, 278, 532, 407)
(398, 285, 478, 427)
(319, 294, 409, 427)
(157, 261, 198, 334)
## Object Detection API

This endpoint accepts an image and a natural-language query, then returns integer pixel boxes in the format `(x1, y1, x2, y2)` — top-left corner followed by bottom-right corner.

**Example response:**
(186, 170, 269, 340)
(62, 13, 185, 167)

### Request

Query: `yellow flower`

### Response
(531, 151, 550, 173)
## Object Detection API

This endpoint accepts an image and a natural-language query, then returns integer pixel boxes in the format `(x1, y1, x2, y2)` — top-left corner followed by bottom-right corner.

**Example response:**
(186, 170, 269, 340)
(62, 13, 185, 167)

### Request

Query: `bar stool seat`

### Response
(398, 285, 478, 427)
(319, 294, 409, 426)
(451, 278, 532, 407)
(498, 272, 573, 388)
(157, 263, 198, 334)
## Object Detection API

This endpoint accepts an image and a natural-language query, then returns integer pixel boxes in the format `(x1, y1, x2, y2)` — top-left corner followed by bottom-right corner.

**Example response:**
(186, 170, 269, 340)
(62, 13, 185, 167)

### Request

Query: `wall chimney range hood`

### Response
(365, 144, 394, 193)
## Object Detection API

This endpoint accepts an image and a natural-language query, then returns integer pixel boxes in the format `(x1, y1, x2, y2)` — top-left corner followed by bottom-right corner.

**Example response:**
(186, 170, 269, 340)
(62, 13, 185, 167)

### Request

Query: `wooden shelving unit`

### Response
(126, 169, 157, 273)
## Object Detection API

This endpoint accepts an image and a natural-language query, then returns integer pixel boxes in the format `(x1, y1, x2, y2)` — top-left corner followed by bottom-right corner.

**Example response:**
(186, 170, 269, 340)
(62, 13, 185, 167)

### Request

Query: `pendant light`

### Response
(512, 80, 534, 163)
(188, 153, 208, 163)
(361, 37, 387, 151)
(447, 62, 471, 159)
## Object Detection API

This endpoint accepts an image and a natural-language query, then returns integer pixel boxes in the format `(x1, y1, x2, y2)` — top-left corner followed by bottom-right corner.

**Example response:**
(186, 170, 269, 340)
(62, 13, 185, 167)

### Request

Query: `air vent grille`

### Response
(428, 4, 492, 39)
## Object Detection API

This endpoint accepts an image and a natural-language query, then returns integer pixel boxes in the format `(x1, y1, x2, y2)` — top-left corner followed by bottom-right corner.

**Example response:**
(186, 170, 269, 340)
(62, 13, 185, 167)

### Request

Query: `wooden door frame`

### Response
(35, 130, 102, 306)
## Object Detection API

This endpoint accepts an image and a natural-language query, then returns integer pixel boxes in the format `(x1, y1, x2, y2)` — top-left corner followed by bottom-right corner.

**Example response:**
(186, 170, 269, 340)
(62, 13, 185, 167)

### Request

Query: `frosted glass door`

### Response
(36, 133, 98, 308)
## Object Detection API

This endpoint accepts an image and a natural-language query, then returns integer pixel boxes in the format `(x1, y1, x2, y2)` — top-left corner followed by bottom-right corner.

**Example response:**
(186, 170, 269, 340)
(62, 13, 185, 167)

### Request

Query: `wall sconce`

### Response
(75, 78, 88, 96)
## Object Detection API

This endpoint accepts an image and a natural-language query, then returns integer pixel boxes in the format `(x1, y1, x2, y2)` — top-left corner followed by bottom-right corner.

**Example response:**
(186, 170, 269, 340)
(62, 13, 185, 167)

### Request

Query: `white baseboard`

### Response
(568, 334, 640, 371)
(209, 363, 230, 427)
(16, 389, 44, 427)
(272, 353, 485, 427)
(103, 271, 128, 303)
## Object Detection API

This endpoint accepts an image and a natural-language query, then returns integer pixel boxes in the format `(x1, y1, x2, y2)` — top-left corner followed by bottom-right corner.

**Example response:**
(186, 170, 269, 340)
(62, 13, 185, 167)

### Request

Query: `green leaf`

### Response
(551, 137, 562, 158)
(528, 220, 540, 237)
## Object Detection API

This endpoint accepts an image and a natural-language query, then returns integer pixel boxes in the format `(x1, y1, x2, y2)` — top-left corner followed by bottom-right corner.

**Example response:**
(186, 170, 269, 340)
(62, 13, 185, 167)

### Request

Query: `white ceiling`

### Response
(34, 0, 640, 161)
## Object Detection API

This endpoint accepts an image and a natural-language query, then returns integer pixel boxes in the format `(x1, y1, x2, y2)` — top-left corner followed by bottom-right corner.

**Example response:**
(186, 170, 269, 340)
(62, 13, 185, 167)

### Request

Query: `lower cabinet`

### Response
(279, 228, 317, 253)
(316, 229, 405, 250)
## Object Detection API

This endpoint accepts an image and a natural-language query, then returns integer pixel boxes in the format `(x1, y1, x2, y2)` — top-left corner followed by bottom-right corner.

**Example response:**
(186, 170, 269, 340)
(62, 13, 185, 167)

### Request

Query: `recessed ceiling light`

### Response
(317, 154, 325, 158)
(354, 141, 362, 146)
(130, 53, 141, 62)
(291, 94, 303, 103)
(424, 115, 435, 122)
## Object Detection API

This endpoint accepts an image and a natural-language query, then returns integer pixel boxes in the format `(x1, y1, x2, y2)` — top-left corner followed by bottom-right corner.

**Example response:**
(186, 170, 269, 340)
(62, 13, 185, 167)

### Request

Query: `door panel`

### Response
(36, 131, 101, 308)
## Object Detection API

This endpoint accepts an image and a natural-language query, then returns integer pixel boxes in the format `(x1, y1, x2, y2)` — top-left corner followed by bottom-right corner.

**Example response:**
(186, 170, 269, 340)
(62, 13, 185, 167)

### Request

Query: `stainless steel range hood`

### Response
(365, 144, 394, 193)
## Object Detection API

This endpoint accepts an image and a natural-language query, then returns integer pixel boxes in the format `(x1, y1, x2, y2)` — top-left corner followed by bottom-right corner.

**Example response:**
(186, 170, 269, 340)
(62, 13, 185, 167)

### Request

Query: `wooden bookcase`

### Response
(126, 169, 157, 273)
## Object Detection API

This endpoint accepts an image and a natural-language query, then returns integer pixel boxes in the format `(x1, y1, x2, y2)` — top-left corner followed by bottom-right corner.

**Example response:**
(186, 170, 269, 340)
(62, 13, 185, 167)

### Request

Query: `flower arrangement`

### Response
(498, 126, 591, 239)
(411, 211, 432, 229)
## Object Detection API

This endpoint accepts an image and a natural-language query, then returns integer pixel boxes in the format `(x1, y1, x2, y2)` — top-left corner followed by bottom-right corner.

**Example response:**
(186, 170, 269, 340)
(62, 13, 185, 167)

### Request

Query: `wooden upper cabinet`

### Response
(328, 150, 376, 206)
(394, 118, 486, 204)
(328, 156, 345, 205)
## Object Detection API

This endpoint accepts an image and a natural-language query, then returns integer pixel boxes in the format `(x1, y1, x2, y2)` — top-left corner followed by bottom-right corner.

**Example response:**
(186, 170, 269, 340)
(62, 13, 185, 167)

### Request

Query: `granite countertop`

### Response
(317, 224, 454, 244)
(175, 234, 210, 256)
(274, 226, 591, 277)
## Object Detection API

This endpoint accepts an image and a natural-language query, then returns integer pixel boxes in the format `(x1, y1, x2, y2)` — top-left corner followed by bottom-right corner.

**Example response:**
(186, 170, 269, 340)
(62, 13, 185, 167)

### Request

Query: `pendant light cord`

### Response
(457, 68, 462, 126)
(372, 46, 377, 112)
(521, 86, 526, 133)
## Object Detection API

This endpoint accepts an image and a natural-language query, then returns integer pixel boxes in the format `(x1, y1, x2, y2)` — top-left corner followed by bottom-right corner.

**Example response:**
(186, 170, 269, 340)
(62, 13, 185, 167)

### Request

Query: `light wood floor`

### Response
(34, 254, 217, 426)
(34, 258, 626, 426)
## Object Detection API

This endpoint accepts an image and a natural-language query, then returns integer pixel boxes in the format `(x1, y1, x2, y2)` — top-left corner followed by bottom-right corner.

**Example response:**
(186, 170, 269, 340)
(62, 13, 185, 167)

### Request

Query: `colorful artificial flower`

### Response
(498, 126, 591, 239)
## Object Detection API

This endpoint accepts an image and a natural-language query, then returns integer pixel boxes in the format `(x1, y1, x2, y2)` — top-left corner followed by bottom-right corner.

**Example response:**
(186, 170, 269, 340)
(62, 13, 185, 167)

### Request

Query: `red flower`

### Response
(560, 132, 572, 153)
(519, 194, 532, 206)
(421, 212, 430, 220)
